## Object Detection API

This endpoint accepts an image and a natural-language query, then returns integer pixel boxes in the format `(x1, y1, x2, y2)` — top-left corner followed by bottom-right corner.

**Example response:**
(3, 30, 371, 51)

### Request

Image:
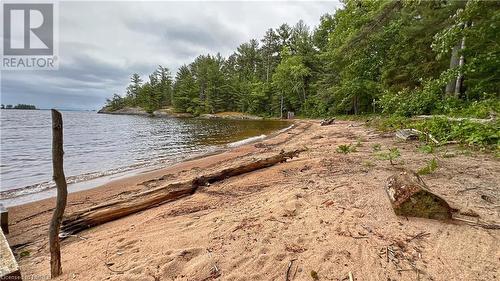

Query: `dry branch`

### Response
(49, 109, 68, 278)
(285, 259, 297, 281)
(62, 149, 305, 236)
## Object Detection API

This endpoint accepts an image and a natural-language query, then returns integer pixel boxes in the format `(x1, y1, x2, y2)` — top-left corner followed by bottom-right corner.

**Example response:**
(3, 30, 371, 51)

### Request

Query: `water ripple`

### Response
(0, 110, 289, 200)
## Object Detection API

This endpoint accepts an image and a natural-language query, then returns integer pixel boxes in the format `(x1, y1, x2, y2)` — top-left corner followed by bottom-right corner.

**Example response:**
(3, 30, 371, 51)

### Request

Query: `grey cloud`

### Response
(1, 1, 341, 110)
(125, 15, 239, 51)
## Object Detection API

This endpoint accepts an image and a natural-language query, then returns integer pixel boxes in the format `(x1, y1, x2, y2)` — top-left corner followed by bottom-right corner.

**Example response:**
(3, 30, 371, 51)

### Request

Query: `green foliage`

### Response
(107, 0, 498, 135)
(105, 67, 173, 113)
(413, 117, 499, 147)
(355, 139, 364, 147)
(20, 250, 30, 258)
(435, 98, 500, 119)
(272, 49, 311, 115)
(372, 143, 382, 152)
(5, 104, 37, 109)
(379, 85, 441, 117)
(1, 104, 37, 109)
(418, 158, 439, 175)
(376, 147, 401, 165)
(369, 115, 499, 149)
(336, 144, 357, 154)
(419, 145, 435, 154)
(104, 94, 125, 111)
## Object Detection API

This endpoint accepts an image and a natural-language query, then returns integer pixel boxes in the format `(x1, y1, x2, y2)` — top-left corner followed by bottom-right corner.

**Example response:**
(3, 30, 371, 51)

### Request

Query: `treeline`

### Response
(106, 0, 499, 118)
(1, 104, 37, 110)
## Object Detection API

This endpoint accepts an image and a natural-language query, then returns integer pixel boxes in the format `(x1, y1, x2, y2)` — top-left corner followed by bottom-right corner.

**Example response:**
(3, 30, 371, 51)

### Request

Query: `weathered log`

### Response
(395, 129, 439, 144)
(49, 109, 68, 278)
(62, 149, 305, 236)
(0, 204, 8, 234)
(320, 118, 335, 126)
(0, 231, 21, 281)
(385, 170, 453, 220)
(413, 115, 495, 124)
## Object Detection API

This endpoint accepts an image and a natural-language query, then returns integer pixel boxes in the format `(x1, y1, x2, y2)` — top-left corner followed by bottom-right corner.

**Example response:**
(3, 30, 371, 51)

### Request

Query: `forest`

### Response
(1, 104, 37, 110)
(104, 0, 499, 147)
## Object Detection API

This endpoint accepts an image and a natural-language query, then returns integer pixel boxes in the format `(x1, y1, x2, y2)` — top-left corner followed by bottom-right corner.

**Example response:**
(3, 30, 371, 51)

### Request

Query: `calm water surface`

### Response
(0, 110, 289, 202)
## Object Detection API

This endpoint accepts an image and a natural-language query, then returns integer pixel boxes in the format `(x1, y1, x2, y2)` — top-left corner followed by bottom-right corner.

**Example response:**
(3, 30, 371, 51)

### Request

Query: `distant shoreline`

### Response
(98, 106, 275, 120)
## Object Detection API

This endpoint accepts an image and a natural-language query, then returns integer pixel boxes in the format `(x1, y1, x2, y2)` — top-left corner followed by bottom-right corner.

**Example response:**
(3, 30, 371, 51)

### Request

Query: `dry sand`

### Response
(6, 120, 500, 281)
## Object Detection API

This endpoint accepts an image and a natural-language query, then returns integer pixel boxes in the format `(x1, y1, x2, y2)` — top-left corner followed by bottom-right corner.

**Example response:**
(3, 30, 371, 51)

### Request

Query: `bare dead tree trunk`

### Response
(280, 93, 284, 119)
(445, 46, 459, 96)
(454, 22, 468, 97)
(266, 54, 270, 83)
(49, 109, 68, 278)
(353, 96, 359, 115)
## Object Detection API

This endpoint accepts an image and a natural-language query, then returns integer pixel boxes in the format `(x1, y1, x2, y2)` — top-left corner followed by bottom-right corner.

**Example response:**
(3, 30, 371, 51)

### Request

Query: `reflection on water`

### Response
(0, 110, 289, 199)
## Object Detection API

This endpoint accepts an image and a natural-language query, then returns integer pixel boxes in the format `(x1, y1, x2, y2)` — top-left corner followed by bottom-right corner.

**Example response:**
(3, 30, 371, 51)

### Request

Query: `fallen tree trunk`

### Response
(413, 115, 495, 124)
(62, 149, 305, 236)
(320, 118, 335, 126)
(395, 129, 439, 144)
(385, 169, 453, 220)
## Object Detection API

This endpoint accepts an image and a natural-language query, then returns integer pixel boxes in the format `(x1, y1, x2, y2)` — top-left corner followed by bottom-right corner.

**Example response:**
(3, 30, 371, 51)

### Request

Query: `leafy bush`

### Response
(379, 81, 441, 117)
(418, 158, 438, 175)
(435, 97, 500, 119)
(419, 145, 435, 154)
(376, 147, 401, 165)
(369, 115, 499, 149)
(413, 117, 499, 148)
(336, 144, 357, 154)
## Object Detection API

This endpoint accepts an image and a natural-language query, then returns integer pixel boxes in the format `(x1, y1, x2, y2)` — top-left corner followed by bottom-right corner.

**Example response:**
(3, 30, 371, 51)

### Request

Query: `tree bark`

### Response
(266, 55, 270, 83)
(280, 94, 284, 119)
(353, 96, 359, 115)
(49, 109, 68, 278)
(454, 22, 468, 97)
(62, 149, 305, 236)
(445, 46, 460, 96)
(385, 169, 453, 220)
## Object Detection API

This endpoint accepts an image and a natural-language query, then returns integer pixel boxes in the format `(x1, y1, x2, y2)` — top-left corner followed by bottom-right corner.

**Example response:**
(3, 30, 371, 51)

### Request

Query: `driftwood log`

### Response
(62, 149, 305, 236)
(385, 170, 453, 220)
(320, 118, 335, 126)
(0, 231, 21, 280)
(395, 129, 439, 144)
(49, 109, 68, 278)
(413, 115, 496, 124)
(0, 204, 8, 234)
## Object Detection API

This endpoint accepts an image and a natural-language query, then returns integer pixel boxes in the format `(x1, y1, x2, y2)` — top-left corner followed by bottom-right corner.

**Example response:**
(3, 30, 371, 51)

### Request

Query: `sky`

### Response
(1, 1, 341, 110)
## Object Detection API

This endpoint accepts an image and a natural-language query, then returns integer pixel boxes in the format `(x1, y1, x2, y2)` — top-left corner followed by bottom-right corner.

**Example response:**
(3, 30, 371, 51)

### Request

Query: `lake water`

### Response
(0, 110, 290, 205)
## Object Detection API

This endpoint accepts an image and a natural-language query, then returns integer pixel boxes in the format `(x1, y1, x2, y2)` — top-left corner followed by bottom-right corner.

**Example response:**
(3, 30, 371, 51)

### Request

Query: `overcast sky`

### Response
(1, 1, 341, 110)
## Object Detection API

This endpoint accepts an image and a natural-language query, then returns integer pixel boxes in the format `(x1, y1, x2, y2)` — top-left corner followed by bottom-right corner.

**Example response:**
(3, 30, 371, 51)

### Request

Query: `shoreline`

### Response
(6, 120, 499, 281)
(4, 120, 310, 279)
(1, 120, 294, 207)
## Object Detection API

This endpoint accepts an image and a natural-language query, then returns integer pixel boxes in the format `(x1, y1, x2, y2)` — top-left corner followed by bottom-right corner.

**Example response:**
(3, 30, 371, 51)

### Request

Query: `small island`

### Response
(1, 104, 37, 110)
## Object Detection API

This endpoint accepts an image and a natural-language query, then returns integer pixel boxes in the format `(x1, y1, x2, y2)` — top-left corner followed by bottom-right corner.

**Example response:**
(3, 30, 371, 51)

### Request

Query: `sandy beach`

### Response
(6, 120, 499, 281)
